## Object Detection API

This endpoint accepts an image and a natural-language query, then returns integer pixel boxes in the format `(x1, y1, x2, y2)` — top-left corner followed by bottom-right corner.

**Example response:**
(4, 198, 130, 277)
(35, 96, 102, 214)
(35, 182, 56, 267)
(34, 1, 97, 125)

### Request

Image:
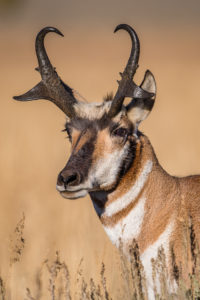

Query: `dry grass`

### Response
(0, 215, 199, 299)
(0, 26, 200, 299)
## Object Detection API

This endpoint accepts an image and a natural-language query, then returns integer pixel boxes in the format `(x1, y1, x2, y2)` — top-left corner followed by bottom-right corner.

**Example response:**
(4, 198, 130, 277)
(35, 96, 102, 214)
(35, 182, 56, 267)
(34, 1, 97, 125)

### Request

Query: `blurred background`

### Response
(0, 0, 200, 298)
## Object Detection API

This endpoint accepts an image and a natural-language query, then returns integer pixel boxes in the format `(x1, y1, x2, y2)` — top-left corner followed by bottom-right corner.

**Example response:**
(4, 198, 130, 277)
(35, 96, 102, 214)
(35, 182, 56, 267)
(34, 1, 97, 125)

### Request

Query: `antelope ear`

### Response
(126, 70, 156, 127)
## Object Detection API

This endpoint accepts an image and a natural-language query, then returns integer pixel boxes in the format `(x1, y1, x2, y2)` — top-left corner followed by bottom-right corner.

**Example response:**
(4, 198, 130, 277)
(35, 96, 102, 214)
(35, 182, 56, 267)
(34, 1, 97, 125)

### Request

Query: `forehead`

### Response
(67, 101, 128, 131)
(74, 101, 113, 120)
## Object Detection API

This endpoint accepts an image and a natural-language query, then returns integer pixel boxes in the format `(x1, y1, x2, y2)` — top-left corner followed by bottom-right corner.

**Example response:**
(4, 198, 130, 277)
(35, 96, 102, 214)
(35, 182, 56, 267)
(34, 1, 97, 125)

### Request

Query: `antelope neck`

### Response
(90, 135, 152, 207)
(90, 135, 177, 252)
(90, 135, 155, 228)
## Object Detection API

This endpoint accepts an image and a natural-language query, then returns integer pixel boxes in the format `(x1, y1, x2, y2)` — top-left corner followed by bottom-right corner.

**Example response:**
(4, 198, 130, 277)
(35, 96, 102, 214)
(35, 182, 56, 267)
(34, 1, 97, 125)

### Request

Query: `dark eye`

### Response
(113, 127, 128, 137)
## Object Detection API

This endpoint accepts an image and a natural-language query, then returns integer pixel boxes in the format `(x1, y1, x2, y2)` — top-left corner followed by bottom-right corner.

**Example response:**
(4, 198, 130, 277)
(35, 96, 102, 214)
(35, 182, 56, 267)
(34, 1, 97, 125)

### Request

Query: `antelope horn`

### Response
(108, 24, 155, 118)
(13, 27, 78, 118)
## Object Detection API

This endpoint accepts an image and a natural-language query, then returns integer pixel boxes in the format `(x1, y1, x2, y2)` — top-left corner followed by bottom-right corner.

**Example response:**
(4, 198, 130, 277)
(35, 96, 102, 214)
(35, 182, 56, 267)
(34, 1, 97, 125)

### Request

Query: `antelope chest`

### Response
(102, 196, 146, 248)
(141, 221, 175, 300)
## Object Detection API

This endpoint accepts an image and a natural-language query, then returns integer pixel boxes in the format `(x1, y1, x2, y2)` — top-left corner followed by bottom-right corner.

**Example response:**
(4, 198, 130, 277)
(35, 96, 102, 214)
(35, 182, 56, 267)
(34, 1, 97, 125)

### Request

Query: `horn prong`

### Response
(13, 81, 49, 102)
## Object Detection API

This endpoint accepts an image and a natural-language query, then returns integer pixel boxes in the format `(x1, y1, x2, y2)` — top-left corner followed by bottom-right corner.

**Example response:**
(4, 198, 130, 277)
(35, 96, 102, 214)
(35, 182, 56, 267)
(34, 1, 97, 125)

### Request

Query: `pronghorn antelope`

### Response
(14, 25, 200, 298)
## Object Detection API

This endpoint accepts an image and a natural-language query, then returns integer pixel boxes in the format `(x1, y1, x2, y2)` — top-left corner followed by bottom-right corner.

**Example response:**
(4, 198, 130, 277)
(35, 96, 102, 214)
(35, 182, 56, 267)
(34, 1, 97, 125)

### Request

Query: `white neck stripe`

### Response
(103, 196, 146, 247)
(104, 160, 153, 217)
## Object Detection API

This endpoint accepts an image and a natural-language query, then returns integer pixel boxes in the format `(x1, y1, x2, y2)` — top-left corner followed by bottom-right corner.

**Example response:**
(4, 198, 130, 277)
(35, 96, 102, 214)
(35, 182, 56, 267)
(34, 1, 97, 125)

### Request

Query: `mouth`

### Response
(56, 185, 88, 199)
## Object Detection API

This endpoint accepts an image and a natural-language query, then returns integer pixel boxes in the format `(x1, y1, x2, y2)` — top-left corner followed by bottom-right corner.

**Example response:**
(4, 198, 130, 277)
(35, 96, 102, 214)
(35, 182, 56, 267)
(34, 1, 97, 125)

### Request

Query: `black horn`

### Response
(13, 27, 79, 118)
(108, 24, 155, 118)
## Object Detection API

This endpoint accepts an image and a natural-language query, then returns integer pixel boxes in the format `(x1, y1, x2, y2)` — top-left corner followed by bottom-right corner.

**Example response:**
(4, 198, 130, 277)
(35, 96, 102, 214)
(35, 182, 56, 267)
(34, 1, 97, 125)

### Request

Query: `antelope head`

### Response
(14, 24, 156, 199)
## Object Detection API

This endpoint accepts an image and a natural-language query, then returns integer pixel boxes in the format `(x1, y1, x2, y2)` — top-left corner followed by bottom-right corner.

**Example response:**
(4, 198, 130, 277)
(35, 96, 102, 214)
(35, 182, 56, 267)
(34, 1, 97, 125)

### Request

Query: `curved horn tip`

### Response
(37, 27, 64, 38)
(13, 96, 19, 100)
(114, 24, 133, 34)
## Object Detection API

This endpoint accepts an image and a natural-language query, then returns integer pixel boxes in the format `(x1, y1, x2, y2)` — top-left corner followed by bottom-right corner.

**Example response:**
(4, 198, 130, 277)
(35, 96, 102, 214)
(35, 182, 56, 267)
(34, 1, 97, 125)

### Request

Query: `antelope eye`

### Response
(113, 127, 128, 137)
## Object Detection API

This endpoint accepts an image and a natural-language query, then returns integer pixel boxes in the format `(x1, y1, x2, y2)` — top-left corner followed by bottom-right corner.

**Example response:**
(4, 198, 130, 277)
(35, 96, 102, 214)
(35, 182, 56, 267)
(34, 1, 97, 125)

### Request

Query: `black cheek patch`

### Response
(107, 139, 137, 193)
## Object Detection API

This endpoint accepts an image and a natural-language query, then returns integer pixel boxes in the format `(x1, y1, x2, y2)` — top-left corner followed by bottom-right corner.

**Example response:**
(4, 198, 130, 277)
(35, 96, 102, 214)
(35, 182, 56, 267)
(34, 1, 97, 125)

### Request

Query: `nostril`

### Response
(65, 173, 78, 185)
(58, 171, 81, 187)
(57, 170, 81, 187)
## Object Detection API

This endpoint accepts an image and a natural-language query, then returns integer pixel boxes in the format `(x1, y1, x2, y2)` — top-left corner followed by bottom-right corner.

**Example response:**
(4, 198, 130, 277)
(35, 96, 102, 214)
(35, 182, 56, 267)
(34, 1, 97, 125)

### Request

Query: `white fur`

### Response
(74, 100, 127, 121)
(141, 220, 174, 300)
(103, 196, 146, 248)
(104, 160, 153, 217)
(60, 189, 87, 199)
(74, 101, 112, 120)
(56, 144, 129, 195)
(56, 184, 66, 192)
(91, 144, 130, 189)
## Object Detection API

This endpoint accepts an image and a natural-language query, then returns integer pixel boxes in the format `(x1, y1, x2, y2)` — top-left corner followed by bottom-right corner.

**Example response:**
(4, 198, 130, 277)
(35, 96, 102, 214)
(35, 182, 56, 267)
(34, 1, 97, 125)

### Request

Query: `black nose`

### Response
(57, 170, 81, 187)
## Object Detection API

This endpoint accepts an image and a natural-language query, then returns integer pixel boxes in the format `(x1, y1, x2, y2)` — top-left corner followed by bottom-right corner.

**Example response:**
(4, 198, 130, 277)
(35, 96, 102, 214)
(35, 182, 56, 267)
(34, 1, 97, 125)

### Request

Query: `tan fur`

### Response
(92, 113, 131, 159)
(98, 133, 200, 280)
(93, 129, 114, 157)
(71, 129, 81, 149)
(64, 102, 200, 283)
(101, 183, 145, 226)
(104, 140, 142, 204)
(72, 129, 93, 154)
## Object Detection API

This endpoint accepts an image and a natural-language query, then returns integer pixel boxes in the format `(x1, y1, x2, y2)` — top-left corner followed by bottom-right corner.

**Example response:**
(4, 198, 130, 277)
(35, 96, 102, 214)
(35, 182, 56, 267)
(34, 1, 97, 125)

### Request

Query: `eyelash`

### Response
(112, 126, 129, 138)
(113, 127, 128, 137)
(62, 127, 72, 141)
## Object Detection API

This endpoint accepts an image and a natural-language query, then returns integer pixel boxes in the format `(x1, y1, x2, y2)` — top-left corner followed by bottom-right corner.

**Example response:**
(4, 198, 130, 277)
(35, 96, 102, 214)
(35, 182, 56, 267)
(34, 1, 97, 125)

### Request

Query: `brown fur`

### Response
(63, 105, 200, 282)
(72, 129, 93, 154)
(104, 140, 142, 204)
(101, 182, 145, 226)
(97, 133, 200, 280)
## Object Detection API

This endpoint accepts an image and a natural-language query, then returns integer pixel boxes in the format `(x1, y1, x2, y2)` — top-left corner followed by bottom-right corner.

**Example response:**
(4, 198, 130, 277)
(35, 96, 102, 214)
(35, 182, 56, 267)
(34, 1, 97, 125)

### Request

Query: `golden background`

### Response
(0, 0, 200, 298)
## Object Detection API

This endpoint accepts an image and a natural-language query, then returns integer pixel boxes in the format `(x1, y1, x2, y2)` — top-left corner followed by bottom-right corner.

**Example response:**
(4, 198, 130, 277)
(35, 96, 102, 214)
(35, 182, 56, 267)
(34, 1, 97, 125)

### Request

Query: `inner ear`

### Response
(125, 70, 156, 126)
(140, 70, 156, 94)
(126, 98, 154, 124)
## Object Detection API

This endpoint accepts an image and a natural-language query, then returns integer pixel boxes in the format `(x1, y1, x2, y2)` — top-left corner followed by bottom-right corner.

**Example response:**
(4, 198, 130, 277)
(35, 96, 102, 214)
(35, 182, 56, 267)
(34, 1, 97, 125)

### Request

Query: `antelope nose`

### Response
(57, 170, 81, 187)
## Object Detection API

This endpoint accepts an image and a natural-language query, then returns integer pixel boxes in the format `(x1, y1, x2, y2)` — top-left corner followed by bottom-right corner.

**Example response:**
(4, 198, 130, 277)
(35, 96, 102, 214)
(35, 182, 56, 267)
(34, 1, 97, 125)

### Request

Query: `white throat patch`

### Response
(104, 160, 153, 217)
(103, 196, 146, 248)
